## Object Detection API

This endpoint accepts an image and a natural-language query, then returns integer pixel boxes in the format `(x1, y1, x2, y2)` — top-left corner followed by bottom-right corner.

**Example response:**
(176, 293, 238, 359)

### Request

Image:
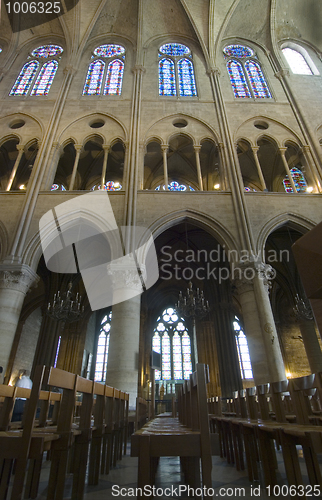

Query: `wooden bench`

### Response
(131, 364, 213, 497)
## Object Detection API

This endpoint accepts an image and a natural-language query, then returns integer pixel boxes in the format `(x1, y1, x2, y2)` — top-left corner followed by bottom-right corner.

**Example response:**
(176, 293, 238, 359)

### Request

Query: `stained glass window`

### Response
(159, 58, 176, 96)
(234, 316, 253, 380)
(10, 61, 39, 96)
(83, 60, 105, 95)
(94, 311, 112, 382)
(152, 308, 192, 384)
(30, 60, 59, 96)
(159, 44, 196, 97)
(227, 60, 251, 98)
(282, 48, 312, 75)
(31, 45, 63, 58)
(224, 45, 271, 99)
(283, 167, 307, 193)
(93, 44, 125, 58)
(10, 44, 63, 96)
(155, 182, 194, 191)
(51, 184, 66, 191)
(104, 60, 124, 95)
(223, 45, 254, 58)
(91, 181, 122, 191)
(178, 59, 197, 96)
(159, 44, 190, 56)
(245, 60, 271, 98)
(84, 44, 125, 96)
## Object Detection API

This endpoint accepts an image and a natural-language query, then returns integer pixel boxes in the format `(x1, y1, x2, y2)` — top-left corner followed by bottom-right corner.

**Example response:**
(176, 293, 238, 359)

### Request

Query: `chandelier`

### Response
(176, 281, 210, 319)
(47, 282, 84, 322)
(176, 281, 210, 363)
(293, 293, 313, 321)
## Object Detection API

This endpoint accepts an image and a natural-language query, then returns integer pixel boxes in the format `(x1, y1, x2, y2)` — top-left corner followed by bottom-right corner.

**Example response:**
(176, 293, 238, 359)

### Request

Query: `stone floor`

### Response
(33, 442, 322, 500)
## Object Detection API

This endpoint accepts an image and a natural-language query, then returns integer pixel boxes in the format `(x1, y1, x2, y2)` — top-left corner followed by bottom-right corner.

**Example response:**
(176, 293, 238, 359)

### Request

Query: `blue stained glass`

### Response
(104, 59, 124, 95)
(93, 44, 125, 58)
(30, 60, 59, 95)
(83, 60, 105, 95)
(245, 60, 271, 98)
(227, 60, 251, 98)
(223, 45, 254, 58)
(168, 181, 187, 191)
(10, 61, 39, 96)
(159, 58, 176, 96)
(178, 58, 197, 96)
(31, 45, 63, 58)
(51, 184, 66, 191)
(283, 167, 307, 193)
(159, 43, 190, 57)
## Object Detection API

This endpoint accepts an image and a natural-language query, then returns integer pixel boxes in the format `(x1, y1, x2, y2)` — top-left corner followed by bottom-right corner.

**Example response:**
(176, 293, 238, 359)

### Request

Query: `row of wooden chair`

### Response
(208, 372, 322, 493)
(131, 364, 215, 497)
(0, 365, 129, 500)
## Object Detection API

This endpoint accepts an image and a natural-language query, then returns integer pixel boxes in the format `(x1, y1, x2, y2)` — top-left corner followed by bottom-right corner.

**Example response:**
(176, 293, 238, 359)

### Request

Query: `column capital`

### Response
(161, 144, 168, 153)
(251, 146, 260, 154)
(63, 66, 77, 76)
(74, 144, 83, 153)
(0, 264, 39, 294)
(194, 145, 202, 153)
(206, 67, 220, 77)
(274, 69, 290, 80)
(233, 261, 275, 294)
(16, 144, 25, 153)
(132, 65, 146, 75)
(279, 147, 287, 155)
(102, 144, 110, 152)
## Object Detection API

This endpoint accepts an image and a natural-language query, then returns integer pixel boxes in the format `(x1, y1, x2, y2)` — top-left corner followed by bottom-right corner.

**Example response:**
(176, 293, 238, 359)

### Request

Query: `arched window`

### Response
(94, 312, 112, 382)
(152, 308, 193, 387)
(155, 181, 195, 191)
(282, 47, 313, 75)
(91, 181, 122, 191)
(233, 316, 253, 380)
(224, 44, 271, 99)
(283, 167, 307, 193)
(83, 44, 125, 96)
(159, 43, 197, 97)
(10, 45, 63, 96)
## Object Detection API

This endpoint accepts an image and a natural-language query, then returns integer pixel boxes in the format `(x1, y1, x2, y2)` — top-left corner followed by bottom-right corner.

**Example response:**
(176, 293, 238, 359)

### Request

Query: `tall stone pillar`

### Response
(294, 295, 322, 373)
(0, 265, 39, 376)
(106, 295, 141, 409)
(234, 262, 286, 384)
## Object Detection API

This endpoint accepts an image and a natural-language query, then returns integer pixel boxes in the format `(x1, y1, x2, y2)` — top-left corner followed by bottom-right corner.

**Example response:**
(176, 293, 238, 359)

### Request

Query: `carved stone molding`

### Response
(0, 264, 39, 294)
(233, 261, 275, 294)
(274, 69, 290, 80)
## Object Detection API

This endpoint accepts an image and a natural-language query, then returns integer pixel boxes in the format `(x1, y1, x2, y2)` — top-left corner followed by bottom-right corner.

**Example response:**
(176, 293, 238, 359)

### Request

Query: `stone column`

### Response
(301, 145, 321, 193)
(0, 265, 39, 376)
(234, 262, 286, 384)
(68, 144, 83, 191)
(279, 147, 298, 193)
(6, 145, 25, 191)
(251, 147, 267, 191)
(194, 145, 204, 191)
(100, 145, 110, 188)
(161, 145, 169, 191)
(106, 295, 141, 409)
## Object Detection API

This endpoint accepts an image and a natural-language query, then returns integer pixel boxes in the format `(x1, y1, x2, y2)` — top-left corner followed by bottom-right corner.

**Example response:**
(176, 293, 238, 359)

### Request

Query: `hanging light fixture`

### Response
(176, 281, 210, 363)
(47, 282, 84, 322)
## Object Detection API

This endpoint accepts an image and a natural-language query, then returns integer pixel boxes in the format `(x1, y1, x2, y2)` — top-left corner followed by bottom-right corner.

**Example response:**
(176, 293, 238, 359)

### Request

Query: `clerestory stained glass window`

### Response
(104, 60, 124, 95)
(227, 60, 251, 98)
(91, 181, 122, 191)
(10, 44, 63, 96)
(94, 311, 112, 382)
(30, 60, 59, 96)
(83, 60, 105, 95)
(283, 167, 307, 193)
(234, 316, 253, 380)
(224, 44, 271, 99)
(152, 308, 192, 383)
(245, 60, 272, 98)
(155, 182, 194, 191)
(51, 183, 66, 191)
(282, 48, 312, 75)
(83, 44, 125, 96)
(159, 43, 197, 97)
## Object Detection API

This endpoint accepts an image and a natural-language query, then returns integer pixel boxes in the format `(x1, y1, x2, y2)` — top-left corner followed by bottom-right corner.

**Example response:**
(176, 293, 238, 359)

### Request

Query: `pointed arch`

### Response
(177, 58, 197, 96)
(10, 61, 39, 96)
(226, 59, 251, 98)
(83, 59, 105, 95)
(30, 60, 59, 96)
(159, 58, 176, 96)
(282, 47, 312, 75)
(104, 59, 124, 95)
(245, 60, 271, 98)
